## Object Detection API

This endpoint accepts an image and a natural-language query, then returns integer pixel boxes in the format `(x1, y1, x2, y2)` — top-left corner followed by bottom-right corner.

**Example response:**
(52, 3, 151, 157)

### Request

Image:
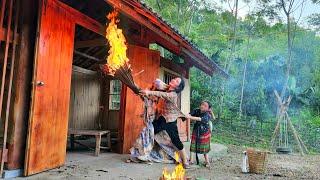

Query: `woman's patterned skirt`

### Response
(190, 126, 211, 154)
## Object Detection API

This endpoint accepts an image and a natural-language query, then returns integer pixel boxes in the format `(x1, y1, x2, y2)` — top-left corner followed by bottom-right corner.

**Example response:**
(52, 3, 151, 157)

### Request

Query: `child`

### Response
(187, 100, 213, 168)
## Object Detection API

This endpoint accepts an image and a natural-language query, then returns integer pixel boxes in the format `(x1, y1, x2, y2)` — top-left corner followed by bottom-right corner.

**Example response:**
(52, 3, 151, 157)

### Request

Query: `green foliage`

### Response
(144, 0, 320, 152)
(308, 13, 320, 29)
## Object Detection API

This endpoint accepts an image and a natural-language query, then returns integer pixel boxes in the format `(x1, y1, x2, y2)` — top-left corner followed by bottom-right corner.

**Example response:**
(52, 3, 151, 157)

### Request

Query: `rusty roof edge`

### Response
(138, 0, 228, 78)
(208, 58, 229, 78)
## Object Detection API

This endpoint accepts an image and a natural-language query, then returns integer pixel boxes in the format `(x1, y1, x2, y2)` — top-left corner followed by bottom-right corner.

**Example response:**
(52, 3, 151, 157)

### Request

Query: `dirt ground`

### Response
(20, 144, 320, 180)
(188, 145, 320, 180)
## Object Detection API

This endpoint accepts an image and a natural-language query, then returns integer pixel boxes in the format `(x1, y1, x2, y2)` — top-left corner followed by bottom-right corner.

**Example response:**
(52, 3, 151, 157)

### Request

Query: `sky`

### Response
(207, 0, 320, 28)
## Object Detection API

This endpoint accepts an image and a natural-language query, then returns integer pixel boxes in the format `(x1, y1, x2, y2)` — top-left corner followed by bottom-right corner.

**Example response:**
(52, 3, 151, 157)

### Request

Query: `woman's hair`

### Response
(201, 100, 212, 109)
(175, 77, 185, 93)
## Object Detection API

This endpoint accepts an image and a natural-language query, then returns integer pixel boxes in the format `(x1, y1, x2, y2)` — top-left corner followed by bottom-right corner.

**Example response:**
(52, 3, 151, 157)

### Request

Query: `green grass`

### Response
(211, 133, 270, 150)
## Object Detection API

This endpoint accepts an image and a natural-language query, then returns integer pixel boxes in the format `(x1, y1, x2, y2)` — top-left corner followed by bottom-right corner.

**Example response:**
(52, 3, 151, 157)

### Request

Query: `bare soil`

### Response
(20, 144, 320, 180)
(188, 145, 320, 180)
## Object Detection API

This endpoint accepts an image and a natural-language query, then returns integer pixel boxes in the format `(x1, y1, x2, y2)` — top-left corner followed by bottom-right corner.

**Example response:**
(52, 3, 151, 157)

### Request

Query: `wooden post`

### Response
(95, 135, 101, 156)
(7, 0, 38, 170)
(106, 132, 111, 152)
(70, 135, 75, 150)
(0, 0, 7, 26)
(0, 0, 14, 175)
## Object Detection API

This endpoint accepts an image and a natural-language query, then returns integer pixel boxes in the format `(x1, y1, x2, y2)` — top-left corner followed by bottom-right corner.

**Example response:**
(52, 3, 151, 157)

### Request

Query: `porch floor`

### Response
(23, 151, 169, 179)
(17, 143, 320, 179)
(18, 143, 228, 180)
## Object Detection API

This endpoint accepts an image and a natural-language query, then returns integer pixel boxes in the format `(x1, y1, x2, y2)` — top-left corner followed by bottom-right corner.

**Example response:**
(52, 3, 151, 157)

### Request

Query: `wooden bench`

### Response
(68, 129, 111, 156)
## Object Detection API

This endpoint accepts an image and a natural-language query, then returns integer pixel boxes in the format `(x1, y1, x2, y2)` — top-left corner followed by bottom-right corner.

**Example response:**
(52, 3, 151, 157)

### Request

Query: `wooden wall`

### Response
(120, 45, 160, 153)
(179, 77, 191, 141)
(100, 78, 119, 132)
(6, 0, 37, 169)
(0, 0, 38, 171)
(68, 66, 101, 130)
(106, 111, 119, 131)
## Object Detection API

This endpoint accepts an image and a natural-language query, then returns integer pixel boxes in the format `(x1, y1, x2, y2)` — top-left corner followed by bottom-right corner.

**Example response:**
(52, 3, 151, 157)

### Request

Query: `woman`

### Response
(187, 100, 213, 168)
(139, 77, 190, 168)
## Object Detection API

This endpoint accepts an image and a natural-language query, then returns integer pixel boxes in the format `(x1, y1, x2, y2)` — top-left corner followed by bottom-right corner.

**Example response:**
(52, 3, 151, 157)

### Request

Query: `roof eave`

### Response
(105, 0, 228, 78)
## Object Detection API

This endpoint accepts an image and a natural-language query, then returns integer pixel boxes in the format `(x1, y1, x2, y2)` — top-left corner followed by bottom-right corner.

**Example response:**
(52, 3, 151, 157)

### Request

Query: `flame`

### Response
(105, 10, 129, 75)
(162, 152, 185, 180)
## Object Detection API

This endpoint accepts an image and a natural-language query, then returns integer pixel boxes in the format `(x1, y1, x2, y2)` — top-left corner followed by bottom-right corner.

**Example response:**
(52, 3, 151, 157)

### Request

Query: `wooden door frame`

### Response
(24, 0, 76, 175)
(24, 0, 106, 175)
(118, 84, 127, 154)
(117, 45, 161, 154)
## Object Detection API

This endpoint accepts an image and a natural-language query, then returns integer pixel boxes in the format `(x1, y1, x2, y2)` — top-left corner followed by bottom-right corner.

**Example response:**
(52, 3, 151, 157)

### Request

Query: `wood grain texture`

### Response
(0, 149, 8, 163)
(24, 0, 75, 175)
(121, 45, 160, 153)
(55, 0, 104, 36)
(7, 0, 37, 170)
(68, 68, 101, 130)
(0, 27, 16, 42)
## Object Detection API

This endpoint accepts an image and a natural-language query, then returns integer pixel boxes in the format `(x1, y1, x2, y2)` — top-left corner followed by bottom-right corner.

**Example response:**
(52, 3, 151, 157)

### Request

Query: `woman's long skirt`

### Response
(190, 127, 211, 154)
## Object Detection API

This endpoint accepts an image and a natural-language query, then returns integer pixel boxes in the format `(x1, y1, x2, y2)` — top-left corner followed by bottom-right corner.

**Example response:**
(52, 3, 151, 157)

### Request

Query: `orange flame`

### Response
(105, 10, 129, 75)
(162, 152, 185, 180)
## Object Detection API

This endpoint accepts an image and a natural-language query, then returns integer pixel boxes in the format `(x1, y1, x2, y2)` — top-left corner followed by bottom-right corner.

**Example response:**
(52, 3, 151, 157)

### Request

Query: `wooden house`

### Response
(0, 0, 227, 177)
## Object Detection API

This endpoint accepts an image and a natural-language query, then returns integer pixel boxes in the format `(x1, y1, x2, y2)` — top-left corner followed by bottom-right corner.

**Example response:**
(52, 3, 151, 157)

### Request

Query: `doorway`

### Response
(23, 0, 118, 175)
(67, 24, 122, 154)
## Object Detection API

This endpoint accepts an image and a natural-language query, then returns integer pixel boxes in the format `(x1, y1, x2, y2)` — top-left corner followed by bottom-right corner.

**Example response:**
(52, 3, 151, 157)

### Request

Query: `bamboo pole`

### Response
(0, 0, 7, 26)
(271, 118, 281, 148)
(297, 134, 309, 154)
(285, 112, 305, 155)
(1, 0, 19, 172)
(271, 90, 283, 148)
(286, 112, 308, 154)
(0, 0, 14, 175)
(0, 0, 12, 112)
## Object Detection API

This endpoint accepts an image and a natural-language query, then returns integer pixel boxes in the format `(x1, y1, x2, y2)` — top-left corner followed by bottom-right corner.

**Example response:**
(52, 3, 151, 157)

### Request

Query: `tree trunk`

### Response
(177, 0, 182, 23)
(239, 36, 250, 118)
(156, 0, 161, 10)
(219, 0, 239, 118)
(225, 0, 239, 72)
(187, 8, 195, 35)
(280, 12, 293, 98)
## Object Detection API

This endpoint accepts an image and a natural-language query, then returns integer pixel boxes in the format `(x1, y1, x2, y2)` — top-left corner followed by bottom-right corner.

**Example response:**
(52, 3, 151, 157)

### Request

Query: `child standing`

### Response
(187, 100, 213, 168)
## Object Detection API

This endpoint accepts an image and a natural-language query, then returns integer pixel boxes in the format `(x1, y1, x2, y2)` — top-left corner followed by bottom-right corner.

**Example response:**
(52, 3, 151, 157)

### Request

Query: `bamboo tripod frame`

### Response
(270, 90, 308, 155)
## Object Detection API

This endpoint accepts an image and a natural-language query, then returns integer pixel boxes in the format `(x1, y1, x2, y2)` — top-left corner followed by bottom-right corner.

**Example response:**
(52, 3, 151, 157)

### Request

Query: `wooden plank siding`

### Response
(120, 45, 160, 153)
(0, 27, 17, 42)
(0, 0, 39, 170)
(68, 66, 101, 130)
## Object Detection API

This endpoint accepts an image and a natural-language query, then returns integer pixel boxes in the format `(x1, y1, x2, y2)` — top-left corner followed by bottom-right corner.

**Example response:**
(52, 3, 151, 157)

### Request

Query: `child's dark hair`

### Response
(201, 100, 212, 108)
(175, 77, 185, 93)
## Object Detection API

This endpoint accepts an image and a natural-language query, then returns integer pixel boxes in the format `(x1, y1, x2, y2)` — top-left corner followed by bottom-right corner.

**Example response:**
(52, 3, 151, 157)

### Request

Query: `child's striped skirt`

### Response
(190, 129, 211, 154)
